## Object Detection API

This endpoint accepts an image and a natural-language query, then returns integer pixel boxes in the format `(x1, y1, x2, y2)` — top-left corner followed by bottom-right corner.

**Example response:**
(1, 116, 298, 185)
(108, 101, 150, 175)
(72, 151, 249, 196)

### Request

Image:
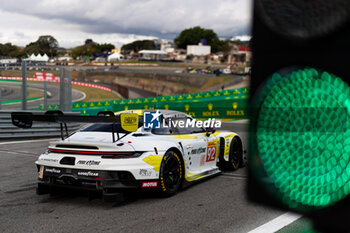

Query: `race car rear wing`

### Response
(11, 110, 141, 142)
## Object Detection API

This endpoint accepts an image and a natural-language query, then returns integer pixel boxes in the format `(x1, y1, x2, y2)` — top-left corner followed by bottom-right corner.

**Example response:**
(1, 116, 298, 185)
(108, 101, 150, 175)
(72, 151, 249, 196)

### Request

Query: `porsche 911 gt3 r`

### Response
(12, 110, 245, 198)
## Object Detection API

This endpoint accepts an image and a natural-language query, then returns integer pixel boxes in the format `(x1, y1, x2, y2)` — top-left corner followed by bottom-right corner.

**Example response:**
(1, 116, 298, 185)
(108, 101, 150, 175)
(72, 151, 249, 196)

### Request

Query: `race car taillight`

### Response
(48, 148, 143, 158)
(101, 152, 143, 159)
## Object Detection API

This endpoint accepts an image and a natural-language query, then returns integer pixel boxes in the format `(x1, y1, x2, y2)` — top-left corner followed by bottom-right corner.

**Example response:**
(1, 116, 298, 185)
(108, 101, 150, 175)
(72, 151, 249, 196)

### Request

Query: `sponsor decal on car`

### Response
(121, 113, 139, 132)
(142, 181, 158, 188)
(190, 147, 206, 155)
(45, 168, 61, 174)
(77, 160, 101, 166)
(39, 158, 59, 163)
(206, 142, 217, 162)
(77, 171, 99, 177)
(139, 169, 152, 177)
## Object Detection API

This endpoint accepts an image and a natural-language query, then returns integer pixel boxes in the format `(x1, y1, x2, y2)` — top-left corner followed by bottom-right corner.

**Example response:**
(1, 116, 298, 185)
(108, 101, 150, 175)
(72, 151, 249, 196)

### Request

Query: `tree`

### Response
(71, 39, 115, 59)
(121, 40, 156, 52)
(0, 43, 24, 58)
(38, 35, 58, 57)
(174, 26, 223, 53)
(24, 35, 58, 57)
(71, 45, 97, 59)
(85, 39, 94, 45)
(96, 43, 115, 52)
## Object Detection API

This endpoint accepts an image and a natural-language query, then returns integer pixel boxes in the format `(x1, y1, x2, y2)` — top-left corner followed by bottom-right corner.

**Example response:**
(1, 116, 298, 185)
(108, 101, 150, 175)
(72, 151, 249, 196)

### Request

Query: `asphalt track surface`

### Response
(0, 122, 284, 233)
(0, 85, 24, 101)
(0, 82, 85, 110)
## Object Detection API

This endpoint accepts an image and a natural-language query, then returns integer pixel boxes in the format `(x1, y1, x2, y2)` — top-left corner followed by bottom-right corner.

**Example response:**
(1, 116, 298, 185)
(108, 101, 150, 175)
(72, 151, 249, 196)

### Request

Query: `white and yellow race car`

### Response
(11, 110, 245, 198)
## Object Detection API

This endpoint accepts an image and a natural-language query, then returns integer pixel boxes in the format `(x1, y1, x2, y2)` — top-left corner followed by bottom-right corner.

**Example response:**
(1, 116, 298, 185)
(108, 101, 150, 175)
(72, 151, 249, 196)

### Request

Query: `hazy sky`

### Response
(0, 0, 252, 48)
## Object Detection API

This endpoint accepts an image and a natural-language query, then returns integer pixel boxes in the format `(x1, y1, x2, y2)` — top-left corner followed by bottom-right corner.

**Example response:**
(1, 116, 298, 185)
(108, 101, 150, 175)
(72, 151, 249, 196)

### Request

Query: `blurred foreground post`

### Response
(43, 80, 47, 111)
(59, 68, 72, 112)
(21, 61, 27, 110)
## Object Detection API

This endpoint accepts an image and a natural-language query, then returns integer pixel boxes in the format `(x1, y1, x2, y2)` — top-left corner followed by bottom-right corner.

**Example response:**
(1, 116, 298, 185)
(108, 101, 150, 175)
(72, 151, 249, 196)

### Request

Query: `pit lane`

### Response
(0, 122, 285, 233)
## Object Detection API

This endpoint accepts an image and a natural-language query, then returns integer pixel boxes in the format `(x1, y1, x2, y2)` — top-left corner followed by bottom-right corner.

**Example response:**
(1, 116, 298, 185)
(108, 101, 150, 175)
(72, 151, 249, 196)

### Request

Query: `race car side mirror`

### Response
(206, 127, 216, 137)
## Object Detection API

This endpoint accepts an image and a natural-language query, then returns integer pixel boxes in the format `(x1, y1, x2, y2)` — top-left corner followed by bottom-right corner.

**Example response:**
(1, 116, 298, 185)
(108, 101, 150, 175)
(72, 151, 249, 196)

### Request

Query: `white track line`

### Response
(0, 138, 58, 145)
(73, 89, 87, 102)
(248, 212, 302, 233)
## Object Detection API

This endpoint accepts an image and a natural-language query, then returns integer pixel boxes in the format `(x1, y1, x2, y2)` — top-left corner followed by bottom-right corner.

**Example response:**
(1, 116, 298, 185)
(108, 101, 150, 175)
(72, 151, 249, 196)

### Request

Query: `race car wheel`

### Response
(159, 150, 183, 197)
(226, 137, 243, 170)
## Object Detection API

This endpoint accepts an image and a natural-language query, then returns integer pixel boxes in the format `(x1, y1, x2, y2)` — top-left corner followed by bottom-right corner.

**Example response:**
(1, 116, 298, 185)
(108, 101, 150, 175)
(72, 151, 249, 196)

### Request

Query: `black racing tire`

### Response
(158, 150, 183, 197)
(226, 137, 243, 170)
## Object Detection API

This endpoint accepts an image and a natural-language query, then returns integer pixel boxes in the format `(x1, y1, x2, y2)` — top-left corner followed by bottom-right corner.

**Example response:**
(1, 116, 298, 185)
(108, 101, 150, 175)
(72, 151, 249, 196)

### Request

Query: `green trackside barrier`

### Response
(41, 88, 249, 118)
(73, 97, 247, 118)
(111, 95, 247, 119)
(0, 79, 22, 83)
(2, 96, 42, 105)
(75, 107, 113, 116)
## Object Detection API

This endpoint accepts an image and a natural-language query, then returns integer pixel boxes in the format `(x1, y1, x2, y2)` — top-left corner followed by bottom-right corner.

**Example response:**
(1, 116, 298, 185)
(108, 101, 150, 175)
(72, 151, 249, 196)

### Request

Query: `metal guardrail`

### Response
(0, 111, 82, 139)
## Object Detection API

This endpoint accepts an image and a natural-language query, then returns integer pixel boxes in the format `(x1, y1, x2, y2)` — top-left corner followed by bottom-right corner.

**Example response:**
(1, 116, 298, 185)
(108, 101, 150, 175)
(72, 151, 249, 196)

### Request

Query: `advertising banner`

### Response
(41, 88, 249, 119)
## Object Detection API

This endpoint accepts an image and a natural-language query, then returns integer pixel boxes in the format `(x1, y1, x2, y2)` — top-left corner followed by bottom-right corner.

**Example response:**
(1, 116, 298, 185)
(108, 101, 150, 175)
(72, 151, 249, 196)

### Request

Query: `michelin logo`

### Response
(144, 110, 162, 129)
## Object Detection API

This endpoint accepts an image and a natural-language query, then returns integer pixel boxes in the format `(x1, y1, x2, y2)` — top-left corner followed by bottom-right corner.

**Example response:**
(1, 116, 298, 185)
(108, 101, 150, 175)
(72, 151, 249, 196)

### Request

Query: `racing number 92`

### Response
(206, 142, 217, 162)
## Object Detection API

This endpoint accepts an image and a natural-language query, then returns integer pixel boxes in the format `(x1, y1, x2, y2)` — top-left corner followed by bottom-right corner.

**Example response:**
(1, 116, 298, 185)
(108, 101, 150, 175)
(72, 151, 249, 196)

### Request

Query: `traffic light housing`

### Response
(249, 1, 350, 231)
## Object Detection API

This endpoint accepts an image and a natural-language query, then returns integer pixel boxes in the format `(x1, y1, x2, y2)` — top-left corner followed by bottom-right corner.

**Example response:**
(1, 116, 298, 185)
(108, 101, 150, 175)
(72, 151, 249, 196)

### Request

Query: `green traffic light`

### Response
(254, 68, 350, 208)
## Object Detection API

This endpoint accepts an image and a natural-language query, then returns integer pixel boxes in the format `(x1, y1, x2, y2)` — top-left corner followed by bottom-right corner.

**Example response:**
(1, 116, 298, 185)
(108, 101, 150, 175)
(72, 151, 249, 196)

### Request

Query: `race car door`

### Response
(180, 130, 219, 174)
(182, 121, 219, 172)
(172, 122, 208, 175)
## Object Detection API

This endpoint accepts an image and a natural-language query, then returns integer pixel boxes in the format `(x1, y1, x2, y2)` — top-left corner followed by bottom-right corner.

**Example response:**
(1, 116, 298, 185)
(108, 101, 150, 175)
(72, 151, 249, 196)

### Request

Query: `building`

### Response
(160, 41, 176, 53)
(187, 43, 211, 56)
(138, 50, 168, 60)
(230, 47, 251, 66)
(173, 49, 187, 61)
(0, 58, 18, 65)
